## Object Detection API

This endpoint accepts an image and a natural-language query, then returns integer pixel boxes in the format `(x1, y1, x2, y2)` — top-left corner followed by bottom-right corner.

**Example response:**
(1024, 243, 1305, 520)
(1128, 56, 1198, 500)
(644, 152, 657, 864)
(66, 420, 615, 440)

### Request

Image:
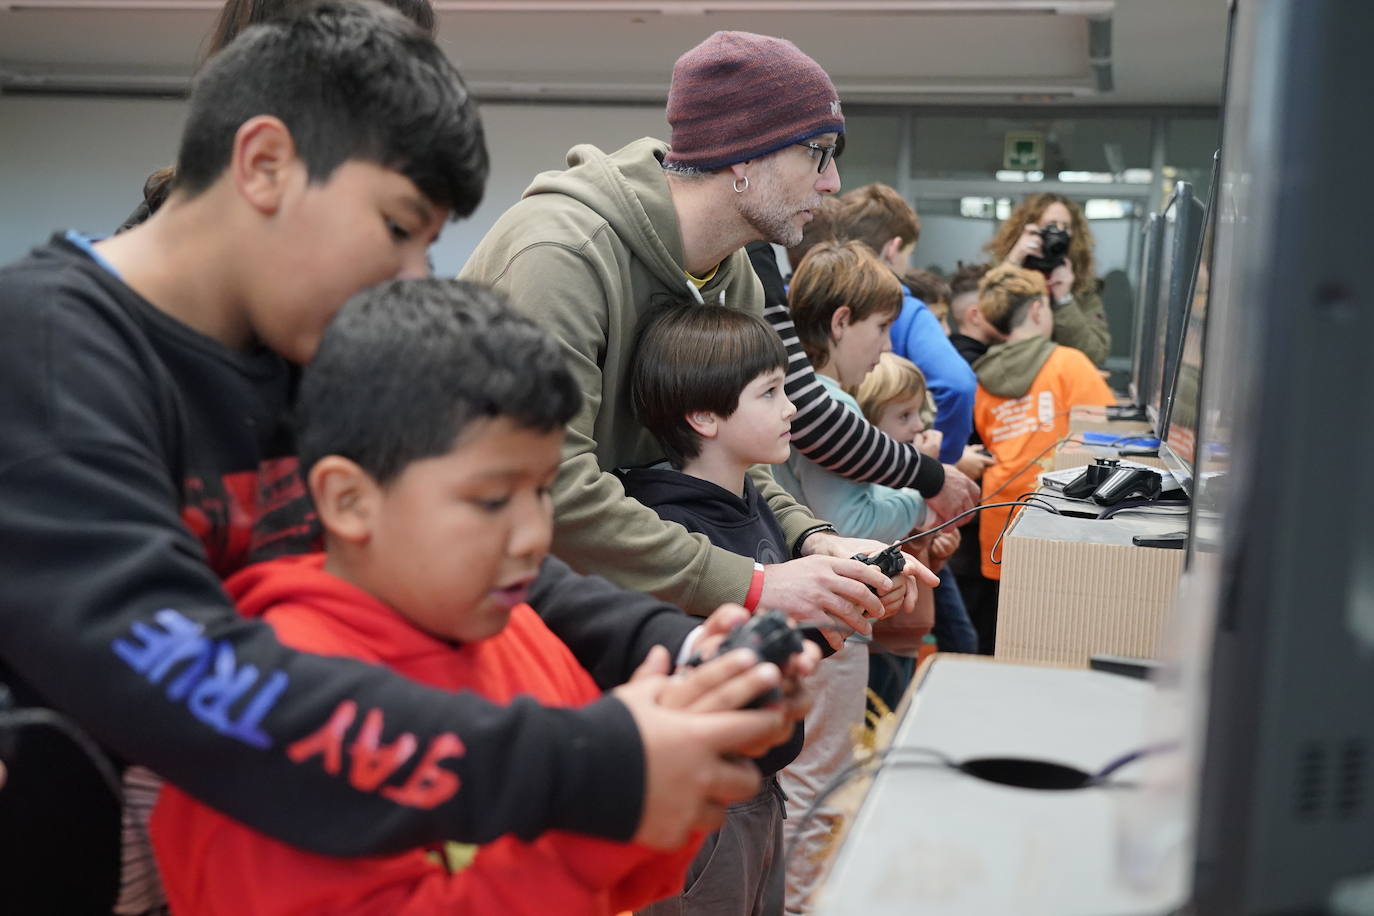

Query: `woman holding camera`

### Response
(985, 193, 1111, 366)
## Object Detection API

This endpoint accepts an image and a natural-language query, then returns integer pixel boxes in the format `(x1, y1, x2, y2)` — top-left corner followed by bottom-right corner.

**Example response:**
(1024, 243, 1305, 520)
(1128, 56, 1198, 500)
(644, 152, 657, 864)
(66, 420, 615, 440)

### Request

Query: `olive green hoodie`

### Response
(1052, 289, 1111, 367)
(460, 138, 826, 615)
(973, 335, 1058, 398)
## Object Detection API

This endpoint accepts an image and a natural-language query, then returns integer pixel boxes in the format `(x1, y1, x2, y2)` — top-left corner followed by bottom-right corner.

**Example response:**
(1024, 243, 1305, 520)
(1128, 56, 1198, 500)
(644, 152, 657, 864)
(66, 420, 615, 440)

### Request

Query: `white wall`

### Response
(0, 96, 669, 275)
(0, 96, 186, 265)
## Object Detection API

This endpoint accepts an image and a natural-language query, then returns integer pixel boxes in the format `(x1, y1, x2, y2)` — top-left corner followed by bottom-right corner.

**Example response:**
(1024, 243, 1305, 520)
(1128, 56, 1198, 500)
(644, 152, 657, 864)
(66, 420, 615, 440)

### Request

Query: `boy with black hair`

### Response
(153, 279, 723, 915)
(621, 302, 810, 915)
(624, 304, 796, 566)
(0, 3, 790, 910)
(947, 261, 1002, 365)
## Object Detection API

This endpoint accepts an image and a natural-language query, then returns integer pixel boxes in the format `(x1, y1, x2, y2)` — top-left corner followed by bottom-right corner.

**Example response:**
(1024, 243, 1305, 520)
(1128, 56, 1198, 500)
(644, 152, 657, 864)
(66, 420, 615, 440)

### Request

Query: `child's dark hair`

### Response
(948, 261, 991, 300)
(631, 304, 787, 467)
(787, 240, 904, 368)
(205, 0, 434, 60)
(175, 0, 487, 218)
(134, 0, 439, 221)
(902, 268, 950, 308)
(298, 278, 580, 485)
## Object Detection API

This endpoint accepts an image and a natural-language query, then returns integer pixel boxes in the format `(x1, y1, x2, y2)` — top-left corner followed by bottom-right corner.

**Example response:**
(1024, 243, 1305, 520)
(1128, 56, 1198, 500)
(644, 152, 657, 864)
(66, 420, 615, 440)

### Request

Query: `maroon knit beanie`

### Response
(662, 31, 844, 172)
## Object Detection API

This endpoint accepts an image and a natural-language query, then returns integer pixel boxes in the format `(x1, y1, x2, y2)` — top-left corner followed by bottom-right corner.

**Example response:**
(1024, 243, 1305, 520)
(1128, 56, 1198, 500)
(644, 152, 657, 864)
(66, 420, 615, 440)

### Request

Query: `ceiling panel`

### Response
(0, 0, 1226, 105)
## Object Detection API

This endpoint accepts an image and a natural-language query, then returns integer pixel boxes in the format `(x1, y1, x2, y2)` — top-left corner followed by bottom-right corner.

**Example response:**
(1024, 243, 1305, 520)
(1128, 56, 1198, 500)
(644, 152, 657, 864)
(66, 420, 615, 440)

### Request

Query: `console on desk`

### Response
(995, 508, 1186, 669)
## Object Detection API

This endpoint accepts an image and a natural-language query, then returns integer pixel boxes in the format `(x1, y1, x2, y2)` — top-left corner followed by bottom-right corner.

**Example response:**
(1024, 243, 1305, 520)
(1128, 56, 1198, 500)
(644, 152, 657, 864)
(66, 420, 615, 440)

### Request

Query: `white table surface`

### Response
(814, 656, 1190, 915)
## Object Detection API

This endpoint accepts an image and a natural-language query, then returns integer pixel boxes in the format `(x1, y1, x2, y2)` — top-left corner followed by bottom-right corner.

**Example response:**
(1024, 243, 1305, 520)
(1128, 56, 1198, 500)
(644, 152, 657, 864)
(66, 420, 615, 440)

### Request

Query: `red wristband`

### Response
(742, 562, 765, 613)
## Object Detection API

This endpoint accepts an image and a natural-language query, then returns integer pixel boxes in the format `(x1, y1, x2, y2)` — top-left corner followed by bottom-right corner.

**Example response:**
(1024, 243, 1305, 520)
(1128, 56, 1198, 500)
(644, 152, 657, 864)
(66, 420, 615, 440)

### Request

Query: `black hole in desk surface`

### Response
(957, 757, 1094, 790)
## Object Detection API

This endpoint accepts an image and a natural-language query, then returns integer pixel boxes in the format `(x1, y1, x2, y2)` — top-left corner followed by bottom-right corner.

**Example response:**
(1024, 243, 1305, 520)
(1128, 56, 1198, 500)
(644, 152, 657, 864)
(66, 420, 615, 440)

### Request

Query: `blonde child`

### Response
(853, 354, 954, 709)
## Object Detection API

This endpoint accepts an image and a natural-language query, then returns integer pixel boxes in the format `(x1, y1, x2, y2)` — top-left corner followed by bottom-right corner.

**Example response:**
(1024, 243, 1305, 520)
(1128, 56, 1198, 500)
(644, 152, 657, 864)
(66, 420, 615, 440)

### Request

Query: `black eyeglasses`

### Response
(796, 134, 845, 174)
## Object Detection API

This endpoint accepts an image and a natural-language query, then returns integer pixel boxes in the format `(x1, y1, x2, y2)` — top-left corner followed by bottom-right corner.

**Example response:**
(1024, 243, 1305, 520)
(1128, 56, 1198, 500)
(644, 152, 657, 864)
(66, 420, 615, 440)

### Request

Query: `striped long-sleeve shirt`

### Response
(746, 242, 945, 497)
(761, 300, 946, 497)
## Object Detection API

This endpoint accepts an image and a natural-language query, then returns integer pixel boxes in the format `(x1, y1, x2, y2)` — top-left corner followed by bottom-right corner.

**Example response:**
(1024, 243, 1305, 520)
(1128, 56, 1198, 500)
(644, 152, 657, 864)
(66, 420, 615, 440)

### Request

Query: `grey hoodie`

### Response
(460, 138, 826, 614)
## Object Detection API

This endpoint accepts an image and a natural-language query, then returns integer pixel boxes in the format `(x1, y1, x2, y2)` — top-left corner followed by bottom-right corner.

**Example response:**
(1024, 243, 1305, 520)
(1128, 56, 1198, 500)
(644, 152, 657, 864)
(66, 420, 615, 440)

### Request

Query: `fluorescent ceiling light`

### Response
(3, 0, 1114, 12)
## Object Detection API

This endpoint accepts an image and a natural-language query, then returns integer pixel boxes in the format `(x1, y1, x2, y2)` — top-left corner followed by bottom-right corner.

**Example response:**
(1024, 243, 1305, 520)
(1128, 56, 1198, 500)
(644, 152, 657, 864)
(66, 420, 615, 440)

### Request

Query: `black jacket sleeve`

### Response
(0, 268, 646, 862)
(532, 555, 697, 690)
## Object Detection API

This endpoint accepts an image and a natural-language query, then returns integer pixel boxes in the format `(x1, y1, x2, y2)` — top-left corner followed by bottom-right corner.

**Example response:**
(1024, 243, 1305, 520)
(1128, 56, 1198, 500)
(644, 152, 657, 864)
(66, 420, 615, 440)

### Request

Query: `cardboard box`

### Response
(1052, 440, 1168, 471)
(995, 508, 1186, 668)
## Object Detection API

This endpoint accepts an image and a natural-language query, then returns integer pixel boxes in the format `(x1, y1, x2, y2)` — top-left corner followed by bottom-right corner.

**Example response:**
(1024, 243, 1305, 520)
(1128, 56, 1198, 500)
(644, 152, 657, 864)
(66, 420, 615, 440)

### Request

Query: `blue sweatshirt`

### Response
(889, 287, 977, 463)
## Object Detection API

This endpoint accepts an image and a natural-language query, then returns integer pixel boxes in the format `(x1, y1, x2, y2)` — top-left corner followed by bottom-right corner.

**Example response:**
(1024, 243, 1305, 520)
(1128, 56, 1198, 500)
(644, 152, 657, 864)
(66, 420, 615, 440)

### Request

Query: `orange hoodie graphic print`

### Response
(974, 346, 1115, 579)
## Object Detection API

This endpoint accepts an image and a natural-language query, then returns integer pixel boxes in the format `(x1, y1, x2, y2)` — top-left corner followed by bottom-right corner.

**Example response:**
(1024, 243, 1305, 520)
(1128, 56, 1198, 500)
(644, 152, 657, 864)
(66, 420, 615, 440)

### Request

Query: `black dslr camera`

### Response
(1023, 224, 1071, 274)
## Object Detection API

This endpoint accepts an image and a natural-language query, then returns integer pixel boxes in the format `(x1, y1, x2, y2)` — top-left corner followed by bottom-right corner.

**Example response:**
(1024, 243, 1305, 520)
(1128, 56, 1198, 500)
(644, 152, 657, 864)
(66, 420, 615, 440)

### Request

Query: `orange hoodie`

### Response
(151, 554, 698, 916)
(973, 339, 1115, 579)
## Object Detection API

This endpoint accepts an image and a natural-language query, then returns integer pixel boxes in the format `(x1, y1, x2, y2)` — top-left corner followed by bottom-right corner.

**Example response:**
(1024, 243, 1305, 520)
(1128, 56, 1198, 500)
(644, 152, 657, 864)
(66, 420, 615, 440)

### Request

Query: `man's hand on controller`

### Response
(788, 531, 940, 645)
(925, 463, 980, 526)
(757, 553, 887, 648)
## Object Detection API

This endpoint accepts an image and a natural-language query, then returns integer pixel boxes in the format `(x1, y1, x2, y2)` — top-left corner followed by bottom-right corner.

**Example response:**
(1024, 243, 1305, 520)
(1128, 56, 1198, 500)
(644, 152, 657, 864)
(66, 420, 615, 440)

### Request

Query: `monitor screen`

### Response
(1160, 153, 1222, 498)
(1128, 213, 1166, 407)
(1147, 183, 1205, 436)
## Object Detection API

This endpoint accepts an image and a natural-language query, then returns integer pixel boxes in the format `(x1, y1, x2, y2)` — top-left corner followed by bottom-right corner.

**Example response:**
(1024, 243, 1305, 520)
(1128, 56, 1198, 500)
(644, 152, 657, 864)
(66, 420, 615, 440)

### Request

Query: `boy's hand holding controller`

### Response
(611, 605, 819, 849)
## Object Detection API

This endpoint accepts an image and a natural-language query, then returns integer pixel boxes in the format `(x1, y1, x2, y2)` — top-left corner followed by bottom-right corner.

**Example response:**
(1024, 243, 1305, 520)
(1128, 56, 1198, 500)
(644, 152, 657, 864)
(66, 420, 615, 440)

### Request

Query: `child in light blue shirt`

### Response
(768, 240, 927, 912)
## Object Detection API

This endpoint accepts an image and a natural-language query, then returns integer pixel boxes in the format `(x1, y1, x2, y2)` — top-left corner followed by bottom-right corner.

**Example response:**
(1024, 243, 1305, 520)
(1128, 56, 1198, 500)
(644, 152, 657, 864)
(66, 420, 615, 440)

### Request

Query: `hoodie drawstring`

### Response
(682, 280, 727, 307)
(684, 278, 705, 305)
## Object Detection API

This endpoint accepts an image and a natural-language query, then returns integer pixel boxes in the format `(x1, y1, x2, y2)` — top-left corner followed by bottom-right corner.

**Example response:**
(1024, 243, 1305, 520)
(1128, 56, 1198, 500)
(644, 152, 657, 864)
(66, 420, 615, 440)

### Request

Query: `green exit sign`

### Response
(1004, 132, 1044, 170)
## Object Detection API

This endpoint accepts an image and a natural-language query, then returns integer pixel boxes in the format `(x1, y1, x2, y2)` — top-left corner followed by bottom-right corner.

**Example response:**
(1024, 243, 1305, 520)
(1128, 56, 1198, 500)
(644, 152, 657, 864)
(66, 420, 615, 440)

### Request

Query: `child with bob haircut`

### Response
(853, 353, 960, 706)
(776, 242, 928, 545)
(771, 240, 930, 911)
(621, 302, 819, 916)
(972, 265, 1115, 582)
(151, 280, 718, 915)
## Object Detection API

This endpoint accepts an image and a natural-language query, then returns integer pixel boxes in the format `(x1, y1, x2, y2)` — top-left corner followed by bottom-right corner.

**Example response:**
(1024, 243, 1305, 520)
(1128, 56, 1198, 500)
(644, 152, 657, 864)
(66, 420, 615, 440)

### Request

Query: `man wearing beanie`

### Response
(462, 31, 935, 914)
(462, 31, 929, 644)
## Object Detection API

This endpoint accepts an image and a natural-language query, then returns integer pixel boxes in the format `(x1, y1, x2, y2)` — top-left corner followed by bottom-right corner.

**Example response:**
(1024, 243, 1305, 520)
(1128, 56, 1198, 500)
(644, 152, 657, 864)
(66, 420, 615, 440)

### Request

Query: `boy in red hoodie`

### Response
(150, 280, 797, 915)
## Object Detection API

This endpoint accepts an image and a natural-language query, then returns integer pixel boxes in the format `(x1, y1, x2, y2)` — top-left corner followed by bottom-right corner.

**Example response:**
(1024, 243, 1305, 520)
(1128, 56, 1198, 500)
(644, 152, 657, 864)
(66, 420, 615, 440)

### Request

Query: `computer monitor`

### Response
(1146, 183, 1205, 437)
(1159, 153, 1221, 499)
(1128, 212, 1166, 408)
(1125, 3, 1374, 912)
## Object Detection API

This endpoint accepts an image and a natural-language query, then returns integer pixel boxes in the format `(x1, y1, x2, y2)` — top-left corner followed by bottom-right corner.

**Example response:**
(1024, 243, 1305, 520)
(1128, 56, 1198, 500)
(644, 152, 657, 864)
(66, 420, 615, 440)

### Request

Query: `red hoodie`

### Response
(151, 554, 698, 915)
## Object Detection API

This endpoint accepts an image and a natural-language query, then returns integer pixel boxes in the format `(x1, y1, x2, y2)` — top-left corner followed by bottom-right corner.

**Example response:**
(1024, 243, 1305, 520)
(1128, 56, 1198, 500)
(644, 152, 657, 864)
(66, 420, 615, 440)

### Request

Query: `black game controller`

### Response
(1091, 466, 1163, 506)
(686, 609, 805, 708)
(852, 544, 905, 599)
(1062, 456, 1121, 499)
(853, 544, 905, 579)
(850, 544, 906, 627)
